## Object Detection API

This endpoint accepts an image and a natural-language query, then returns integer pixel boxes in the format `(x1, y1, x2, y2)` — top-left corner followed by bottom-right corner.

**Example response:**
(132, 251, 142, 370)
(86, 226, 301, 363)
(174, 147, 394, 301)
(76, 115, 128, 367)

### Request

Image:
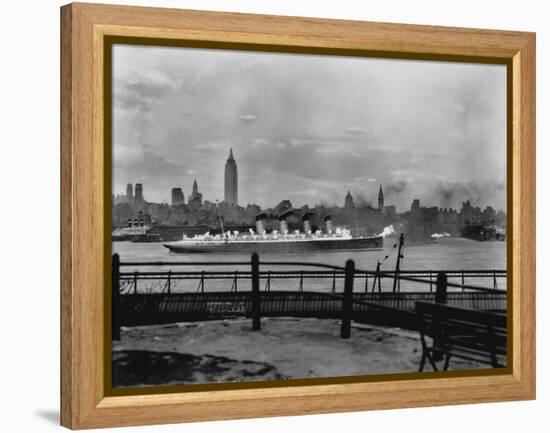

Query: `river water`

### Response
(112, 237, 507, 293)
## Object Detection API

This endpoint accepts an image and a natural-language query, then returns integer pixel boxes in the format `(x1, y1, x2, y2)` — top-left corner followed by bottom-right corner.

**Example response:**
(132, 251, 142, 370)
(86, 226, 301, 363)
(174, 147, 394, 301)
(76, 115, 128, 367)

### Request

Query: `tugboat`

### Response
(163, 213, 383, 254)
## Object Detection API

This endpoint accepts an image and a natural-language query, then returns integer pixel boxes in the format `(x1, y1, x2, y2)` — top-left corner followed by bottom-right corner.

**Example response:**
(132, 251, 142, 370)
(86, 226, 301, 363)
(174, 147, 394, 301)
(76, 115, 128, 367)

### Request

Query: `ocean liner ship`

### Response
(163, 213, 383, 254)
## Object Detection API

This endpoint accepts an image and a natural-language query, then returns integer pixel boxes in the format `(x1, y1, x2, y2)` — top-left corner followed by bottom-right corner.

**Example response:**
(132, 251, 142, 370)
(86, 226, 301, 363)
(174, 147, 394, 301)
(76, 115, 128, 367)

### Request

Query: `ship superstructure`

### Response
(164, 213, 383, 254)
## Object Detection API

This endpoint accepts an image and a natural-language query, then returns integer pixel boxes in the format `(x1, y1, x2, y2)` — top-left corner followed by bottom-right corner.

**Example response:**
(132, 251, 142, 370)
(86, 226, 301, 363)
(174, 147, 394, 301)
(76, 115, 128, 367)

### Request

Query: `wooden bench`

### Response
(415, 301, 507, 372)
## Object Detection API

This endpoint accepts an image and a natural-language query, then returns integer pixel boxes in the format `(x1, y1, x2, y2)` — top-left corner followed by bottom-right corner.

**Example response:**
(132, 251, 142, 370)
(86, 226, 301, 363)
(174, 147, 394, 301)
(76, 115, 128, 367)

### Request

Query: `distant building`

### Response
(378, 185, 384, 210)
(461, 200, 482, 224)
(481, 206, 496, 225)
(224, 148, 238, 205)
(113, 194, 129, 206)
(148, 203, 170, 223)
(171, 187, 185, 206)
(245, 204, 262, 222)
(126, 183, 133, 206)
(135, 183, 143, 202)
(344, 190, 354, 209)
(411, 199, 421, 216)
(188, 179, 203, 208)
(133, 183, 146, 213)
(384, 205, 397, 220)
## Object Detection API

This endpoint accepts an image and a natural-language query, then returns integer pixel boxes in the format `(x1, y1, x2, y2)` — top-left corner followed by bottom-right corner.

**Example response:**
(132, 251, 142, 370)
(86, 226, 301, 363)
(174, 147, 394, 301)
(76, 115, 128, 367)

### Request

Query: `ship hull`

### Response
(164, 236, 383, 254)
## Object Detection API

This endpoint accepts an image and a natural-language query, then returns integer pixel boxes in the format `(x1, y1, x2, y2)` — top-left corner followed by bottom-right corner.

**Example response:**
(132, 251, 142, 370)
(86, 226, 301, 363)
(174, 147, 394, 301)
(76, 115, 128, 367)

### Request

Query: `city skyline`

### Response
(114, 175, 505, 215)
(112, 45, 506, 211)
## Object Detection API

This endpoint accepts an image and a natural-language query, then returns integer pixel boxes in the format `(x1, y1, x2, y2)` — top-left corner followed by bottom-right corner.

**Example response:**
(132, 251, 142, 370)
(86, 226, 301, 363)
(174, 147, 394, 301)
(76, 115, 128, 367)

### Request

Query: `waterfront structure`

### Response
(171, 187, 185, 205)
(112, 172, 506, 242)
(224, 148, 238, 205)
(378, 185, 384, 210)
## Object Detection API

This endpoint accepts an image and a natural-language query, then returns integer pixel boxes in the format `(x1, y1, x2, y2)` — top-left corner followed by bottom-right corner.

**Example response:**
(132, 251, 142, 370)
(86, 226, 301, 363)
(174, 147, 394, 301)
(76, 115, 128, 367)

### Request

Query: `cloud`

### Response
(195, 141, 226, 151)
(345, 126, 368, 135)
(114, 69, 176, 111)
(111, 45, 506, 211)
(239, 114, 257, 122)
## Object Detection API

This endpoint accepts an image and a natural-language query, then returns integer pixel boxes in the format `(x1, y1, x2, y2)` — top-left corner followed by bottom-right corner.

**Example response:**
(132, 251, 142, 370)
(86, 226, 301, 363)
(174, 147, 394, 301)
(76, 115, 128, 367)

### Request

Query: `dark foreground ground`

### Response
(112, 317, 484, 387)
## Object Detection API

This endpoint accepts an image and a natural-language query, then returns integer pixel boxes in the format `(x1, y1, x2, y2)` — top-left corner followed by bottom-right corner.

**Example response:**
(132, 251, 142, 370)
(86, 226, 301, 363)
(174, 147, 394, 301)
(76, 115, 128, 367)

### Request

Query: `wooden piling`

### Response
(340, 259, 355, 339)
(112, 253, 120, 341)
(251, 253, 261, 331)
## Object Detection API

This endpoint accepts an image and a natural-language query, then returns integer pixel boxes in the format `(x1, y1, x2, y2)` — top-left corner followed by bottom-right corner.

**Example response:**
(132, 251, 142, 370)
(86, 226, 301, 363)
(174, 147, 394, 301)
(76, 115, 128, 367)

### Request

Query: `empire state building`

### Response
(224, 148, 238, 205)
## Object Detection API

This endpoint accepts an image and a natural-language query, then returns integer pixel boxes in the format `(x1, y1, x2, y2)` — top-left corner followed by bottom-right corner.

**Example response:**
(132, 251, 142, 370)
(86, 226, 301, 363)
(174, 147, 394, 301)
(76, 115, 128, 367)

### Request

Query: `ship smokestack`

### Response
(279, 218, 288, 235)
(324, 215, 333, 234)
(278, 210, 293, 235)
(255, 213, 267, 235)
(302, 212, 313, 235)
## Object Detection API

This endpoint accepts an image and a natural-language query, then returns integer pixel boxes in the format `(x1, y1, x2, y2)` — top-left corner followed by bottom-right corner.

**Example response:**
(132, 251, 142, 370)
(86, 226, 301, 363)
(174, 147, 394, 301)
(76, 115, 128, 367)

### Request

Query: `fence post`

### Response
(435, 272, 448, 304)
(167, 270, 171, 294)
(433, 271, 448, 362)
(372, 261, 382, 293)
(251, 253, 261, 331)
(112, 254, 120, 341)
(340, 259, 355, 339)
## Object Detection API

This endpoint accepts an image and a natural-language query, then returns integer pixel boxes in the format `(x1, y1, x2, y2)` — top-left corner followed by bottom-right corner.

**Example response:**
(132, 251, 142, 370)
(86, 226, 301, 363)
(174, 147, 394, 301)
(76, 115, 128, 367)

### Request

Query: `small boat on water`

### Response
(164, 214, 383, 254)
(112, 225, 150, 242)
(112, 218, 151, 242)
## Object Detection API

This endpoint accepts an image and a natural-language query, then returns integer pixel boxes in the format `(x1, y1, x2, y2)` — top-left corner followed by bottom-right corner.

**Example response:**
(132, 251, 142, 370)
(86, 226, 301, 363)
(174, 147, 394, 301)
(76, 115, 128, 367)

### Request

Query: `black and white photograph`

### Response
(110, 43, 507, 388)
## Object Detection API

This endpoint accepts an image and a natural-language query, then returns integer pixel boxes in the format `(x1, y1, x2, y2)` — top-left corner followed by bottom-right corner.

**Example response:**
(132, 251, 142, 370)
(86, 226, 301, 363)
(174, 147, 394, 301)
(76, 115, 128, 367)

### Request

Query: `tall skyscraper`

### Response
(126, 183, 133, 205)
(171, 187, 184, 205)
(378, 185, 384, 210)
(135, 183, 143, 203)
(224, 148, 238, 205)
(188, 179, 203, 207)
(344, 190, 354, 209)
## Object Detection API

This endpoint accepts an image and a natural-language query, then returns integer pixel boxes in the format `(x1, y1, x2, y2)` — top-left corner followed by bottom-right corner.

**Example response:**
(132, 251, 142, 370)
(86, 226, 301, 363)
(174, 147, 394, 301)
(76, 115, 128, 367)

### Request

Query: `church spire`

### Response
(378, 184, 384, 210)
(228, 148, 235, 161)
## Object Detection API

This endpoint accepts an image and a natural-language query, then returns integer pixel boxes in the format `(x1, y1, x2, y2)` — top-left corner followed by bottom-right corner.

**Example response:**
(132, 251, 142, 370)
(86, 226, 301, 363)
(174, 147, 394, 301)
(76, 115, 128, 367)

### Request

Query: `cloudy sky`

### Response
(112, 44, 506, 212)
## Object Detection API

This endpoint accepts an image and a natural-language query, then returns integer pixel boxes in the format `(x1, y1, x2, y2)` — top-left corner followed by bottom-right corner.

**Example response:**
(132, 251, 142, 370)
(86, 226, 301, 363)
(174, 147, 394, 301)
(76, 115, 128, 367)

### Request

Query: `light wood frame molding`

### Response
(60, 2, 535, 429)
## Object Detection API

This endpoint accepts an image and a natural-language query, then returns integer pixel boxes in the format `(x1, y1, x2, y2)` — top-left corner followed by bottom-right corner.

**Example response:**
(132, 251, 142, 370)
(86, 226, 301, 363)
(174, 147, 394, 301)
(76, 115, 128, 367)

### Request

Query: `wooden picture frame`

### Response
(60, 2, 535, 429)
